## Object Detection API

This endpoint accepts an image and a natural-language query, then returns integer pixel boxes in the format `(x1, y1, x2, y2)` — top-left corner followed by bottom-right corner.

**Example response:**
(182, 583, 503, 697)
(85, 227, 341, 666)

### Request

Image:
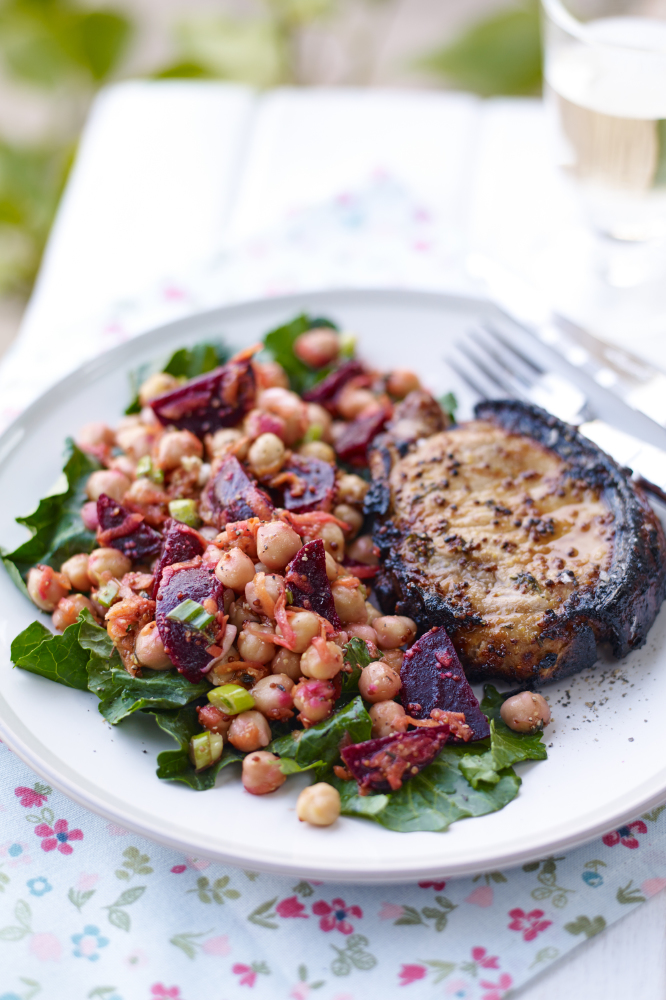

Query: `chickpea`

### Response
(197, 703, 232, 735)
(259, 387, 307, 445)
(242, 751, 286, 795)
(85, 469, 131, 503)
(312, 522, 345, 562)
(228, 601, 259, 632)
(245, 573, 284, 616)
(334, 503, 363, 539)
(386, 369, 420, 399)
(281, 610, 320, 654)
(336, 473, 369, 506)
(365, 601, 381, 624)
(215, 548, 256, 592)
(332, 582, 367, 624)
(125, 477, 166, 506)
(27, 565, 70, 612)
(228, 711, 271, 752)
(237, 624, 275, 664)
(299, 441, 336, 464)
(300, 640, 343, 680)
(294, 327, 340, 368)
(305, 402, 332, 442)
(380, 648, 404, 672)
(250, 674, 295, 719)
(138, 371, 180, 406)
(296, 783, 341, 827)
(244, 408, 286, 443)
(347, 535, 379, 566)
(60, 553, 92, 592)
(337, 384, 377, 420)
(325, 552, 340, 581)
(500, 691, 551, 734)
(359, 660, 402, 703)
(52, 594, 96, 632)
(369, 700, 406, 738)
(76, 422, 115, 450)
(88, 548, 132, 586)
(254, 360, 289, 390)
(373, 615, 417, 650)
(109, 454, 136, 478)
(205, 427, 246, 461)
(346, 624, 378, 645)
(80, 501, 99, 531)
(256, 522, 302, 571)
(115, 423, 156, 461)
(248, 433, 285, 478)
(292, 678, 336, 724)
(135, 620, 172, 670)
(271, 647, 302, 681)
(155, 430, 202, 471)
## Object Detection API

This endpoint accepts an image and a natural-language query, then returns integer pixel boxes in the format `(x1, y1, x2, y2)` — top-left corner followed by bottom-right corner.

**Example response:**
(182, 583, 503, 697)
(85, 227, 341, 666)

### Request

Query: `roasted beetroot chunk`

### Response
(96, 494, 163, 562)
(341, 726, 451, 795)
(204, 455, 275, 526)
(150, 357, 255, 437)
(335, 408, 390, 466)
(281, 454, 336, 513)
(151, 519, 206, 597)
(285, 539, 342, 629)
(401, 627, 490, 740)
(155, 559, 224, 682)
(302, 360, 365, 408)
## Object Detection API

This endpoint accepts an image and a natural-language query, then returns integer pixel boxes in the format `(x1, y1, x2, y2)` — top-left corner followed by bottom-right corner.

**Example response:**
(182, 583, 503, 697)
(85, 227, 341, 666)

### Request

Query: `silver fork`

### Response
(448, 322, 666, 503)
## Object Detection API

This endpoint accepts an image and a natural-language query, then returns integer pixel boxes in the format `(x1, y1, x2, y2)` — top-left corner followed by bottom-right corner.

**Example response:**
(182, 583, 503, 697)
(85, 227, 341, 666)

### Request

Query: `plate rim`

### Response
(2, 285, 664, 883)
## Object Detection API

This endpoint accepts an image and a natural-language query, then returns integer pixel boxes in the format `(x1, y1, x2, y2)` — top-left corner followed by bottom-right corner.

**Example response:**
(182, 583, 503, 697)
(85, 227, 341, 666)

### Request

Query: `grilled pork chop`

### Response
(366, 398, 666, 685)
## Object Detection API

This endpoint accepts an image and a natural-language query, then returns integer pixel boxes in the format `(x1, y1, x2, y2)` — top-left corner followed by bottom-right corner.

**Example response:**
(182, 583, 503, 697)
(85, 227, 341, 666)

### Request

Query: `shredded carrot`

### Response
(254, 572, 276, 618)
(334, 575, 361, 589)
(230, 342, 263, 363)
(279, 510, 350, 534)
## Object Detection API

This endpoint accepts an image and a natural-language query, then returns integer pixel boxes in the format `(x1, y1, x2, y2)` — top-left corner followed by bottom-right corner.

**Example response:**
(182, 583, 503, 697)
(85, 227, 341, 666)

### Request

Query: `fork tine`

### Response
(455, 339, 530, 402)
(480, 321, 545, 375)
(467, 328, 533, 390)
(448, 356, 490, 401)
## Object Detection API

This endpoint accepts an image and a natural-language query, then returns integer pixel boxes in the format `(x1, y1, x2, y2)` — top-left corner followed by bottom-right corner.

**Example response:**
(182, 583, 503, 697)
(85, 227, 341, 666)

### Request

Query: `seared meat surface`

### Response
(368, 399, 666, 685)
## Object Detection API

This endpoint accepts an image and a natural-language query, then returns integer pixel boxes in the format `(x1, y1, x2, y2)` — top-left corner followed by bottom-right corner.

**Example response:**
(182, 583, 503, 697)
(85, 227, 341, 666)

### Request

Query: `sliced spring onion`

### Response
(189, 731, 224, 772)
(339, 330, 356, 359)
(136, 455, 164, 484)
(303, 423, 323, 443)
(96, 580, 120, 608)
(208, 684, 255, 715)
(168, 498, 200, 527)
(165, 598, 215, 631)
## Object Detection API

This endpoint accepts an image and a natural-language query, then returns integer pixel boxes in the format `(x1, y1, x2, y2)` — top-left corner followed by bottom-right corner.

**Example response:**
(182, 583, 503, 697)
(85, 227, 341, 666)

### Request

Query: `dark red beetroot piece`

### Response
(302, 360, 365, 408)
(155, 559, 225, 682)
(281, 454, 336, 514)
(205, 455, 275, 526)
(150, 519, 206, 597)
(342, 557, 379, 580)
(284, 539, 342, 629)
(400, 627, 490, 741)
(334, 408, 390, 466)
(96, 494, 163, 562)
(149, 357, 255, 437)
(341, 727, 451, 795)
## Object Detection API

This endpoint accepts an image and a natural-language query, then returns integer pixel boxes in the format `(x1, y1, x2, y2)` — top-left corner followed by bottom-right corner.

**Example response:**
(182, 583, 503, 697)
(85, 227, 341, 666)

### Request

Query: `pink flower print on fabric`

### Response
(34, 819, 83, 855)
(399, 964, 427, 986)
(126, 948, 149, 967)
(470, 947, 500, 969)
(106, 822, 128, 836)
(0, 842, 32, 867)
(445, 980, 472, 998)
(171, 864, 187, 873)
(379, 903, 404, 921)
(233, 964, 258, 987)
(202, 935, 231, 956)
(465, 886, 494, 907)
(507, 908, 552, 941)
(76, 873, 99, 891)
(14, 785, 49, 808)
(151, 987, 182, 999)
(30, 932, 61, 961)
(276, 896, 309, 918)
(480, 973, 513, 1000)
(418, 880, 446, 890)
(602, 821, 648, 849)
(312, 898, 363, 934)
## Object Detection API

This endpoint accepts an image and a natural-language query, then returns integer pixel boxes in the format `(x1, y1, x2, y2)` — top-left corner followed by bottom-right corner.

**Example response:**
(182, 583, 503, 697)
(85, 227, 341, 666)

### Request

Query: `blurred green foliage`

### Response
(421, 0, 543, 97)
(0, 0, 544, 303)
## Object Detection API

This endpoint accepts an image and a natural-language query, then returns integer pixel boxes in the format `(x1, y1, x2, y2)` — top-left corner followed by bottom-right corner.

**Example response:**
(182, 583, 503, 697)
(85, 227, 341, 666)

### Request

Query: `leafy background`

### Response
(0, 0, 542, 352)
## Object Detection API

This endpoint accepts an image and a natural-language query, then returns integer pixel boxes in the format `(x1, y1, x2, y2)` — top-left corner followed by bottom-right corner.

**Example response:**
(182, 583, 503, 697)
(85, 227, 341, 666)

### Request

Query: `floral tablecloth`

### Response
(2, 175, 666, 999)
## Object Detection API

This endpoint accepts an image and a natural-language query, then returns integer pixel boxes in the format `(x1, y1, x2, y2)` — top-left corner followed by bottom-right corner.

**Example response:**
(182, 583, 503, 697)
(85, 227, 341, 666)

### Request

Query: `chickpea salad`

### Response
(3, 315, 548, 833)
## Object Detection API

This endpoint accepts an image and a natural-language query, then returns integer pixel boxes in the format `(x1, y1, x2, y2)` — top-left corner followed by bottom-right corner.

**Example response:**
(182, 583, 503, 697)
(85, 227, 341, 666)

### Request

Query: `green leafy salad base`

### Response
(2, 322, 547, 833)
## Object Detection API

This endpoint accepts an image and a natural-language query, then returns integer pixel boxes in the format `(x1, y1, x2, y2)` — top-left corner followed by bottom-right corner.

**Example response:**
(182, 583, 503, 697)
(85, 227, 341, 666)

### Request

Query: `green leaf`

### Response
(12, 612, 93, 690)
(564, 915, 606, 939)
(480, 683, 506, 721)
(0, 925, 29, 940)
(394, 905, 424, 926)
(420, 0, 542, 97)
(270, 696, 371, 771)
(152, 702, 244, 790)
(125, 340, 228, 413)
(248, 896, 278, 929)
(4, 438, 100, 578)
(111, 885, 146, 907)
(14, 898, 31, 929)
(425, 960, 456, 984)
(107, 907, 130, 932)
(89, 660, 211, 725)
(262, 313, 339, 395)
(439, 391, 458, 423)
(330, 741, 521, 833)
(616, 881, 646, 905)
(278, 757, 325, 775)
(77, 10, 132, 82)
(460, 718, 547, 789)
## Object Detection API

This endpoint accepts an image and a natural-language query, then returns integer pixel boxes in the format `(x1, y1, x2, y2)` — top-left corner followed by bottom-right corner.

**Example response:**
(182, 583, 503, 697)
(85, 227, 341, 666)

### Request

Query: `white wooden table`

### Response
(16, 80, 666, 998)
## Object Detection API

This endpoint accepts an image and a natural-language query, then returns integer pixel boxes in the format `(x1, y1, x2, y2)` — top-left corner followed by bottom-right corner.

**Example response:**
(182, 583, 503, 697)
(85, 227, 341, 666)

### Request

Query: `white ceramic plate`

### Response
(2, 288, 666, 884)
